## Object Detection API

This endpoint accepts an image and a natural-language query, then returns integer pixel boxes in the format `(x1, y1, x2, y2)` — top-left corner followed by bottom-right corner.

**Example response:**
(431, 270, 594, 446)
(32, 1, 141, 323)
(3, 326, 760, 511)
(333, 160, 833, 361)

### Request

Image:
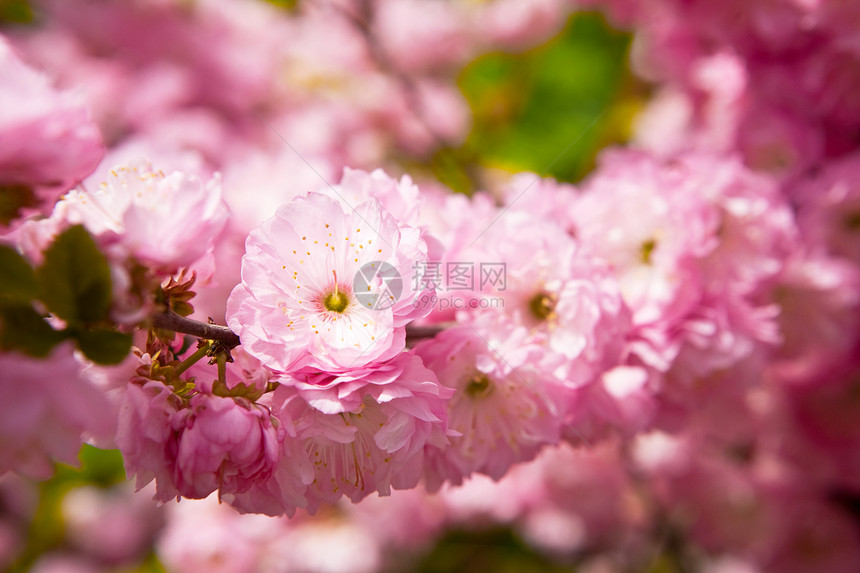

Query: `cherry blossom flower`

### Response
(115, 375, 183, 502)
(227, 187, 432, 375)
(793, 152, 860, 266)
(571, 149, 792, 377)
(415, 320, 572, 488)
(0, 37, 102, 227)
(58, 158, 228, 272)
(61, 483, 164, 565)
(116, 351, 282, 506)
(451, 210, 631, 384)
(0, 345, 115, 479)
(270, 351, 451, 511)
(168, 391, 281, 501)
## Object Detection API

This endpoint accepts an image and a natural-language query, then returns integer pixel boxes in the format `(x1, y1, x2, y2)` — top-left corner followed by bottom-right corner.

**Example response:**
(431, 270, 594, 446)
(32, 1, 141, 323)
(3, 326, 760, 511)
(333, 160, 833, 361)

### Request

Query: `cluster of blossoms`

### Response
(2, 0, 860, 572)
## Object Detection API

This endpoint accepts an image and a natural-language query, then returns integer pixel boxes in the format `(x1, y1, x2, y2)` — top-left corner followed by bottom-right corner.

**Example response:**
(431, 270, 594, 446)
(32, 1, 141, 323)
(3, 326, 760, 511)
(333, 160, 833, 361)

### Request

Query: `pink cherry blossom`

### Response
(57, 158, 228, 272)
(764, 251, 860, 381)
(373, 0, 471, 73)
(10, 0, 290, 147)
(324, 167, 424, 228)
(227, 188, 432, 375)
(270, 351, 451, 511)
(477, 0, 567, 50)
(572, 149, 793, 379)
(572, 150, 715, 322)
(157, 494, 386, 573)
(116, 351, 283, 505)
(0, 345, 115, 479)
(115, 374, 182, 501)
(497, 172, 580, 235)
(155, 496, 270, 573)
(415, 320, 572, 489)
(792, 152, 860, 266)
(168, 391, 281, 501)
(61, 483, 164, 565)
(346, 487, 446, 554)
(515, 442, 643, 558)
(0, 37, 102, 225)
(451, 210, 631, 384)
(776, 352, 860, 494)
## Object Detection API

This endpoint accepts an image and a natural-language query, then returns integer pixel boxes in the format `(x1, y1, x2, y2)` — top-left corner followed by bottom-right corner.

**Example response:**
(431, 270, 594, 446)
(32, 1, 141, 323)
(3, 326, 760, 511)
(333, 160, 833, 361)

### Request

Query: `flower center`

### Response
(640, 238, 657, 264)
(464, 373, 493, 398)
(323, 289, 350, 313)
(528, 291, 557, 321)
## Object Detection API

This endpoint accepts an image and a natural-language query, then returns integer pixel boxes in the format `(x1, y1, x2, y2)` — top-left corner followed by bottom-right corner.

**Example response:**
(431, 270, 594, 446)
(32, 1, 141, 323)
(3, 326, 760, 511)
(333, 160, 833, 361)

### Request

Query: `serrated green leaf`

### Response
(76, 328, 132, 365)
(35, 225, 113, 325)
(0, 243, 36, 302)
(0, 304, 67, 357)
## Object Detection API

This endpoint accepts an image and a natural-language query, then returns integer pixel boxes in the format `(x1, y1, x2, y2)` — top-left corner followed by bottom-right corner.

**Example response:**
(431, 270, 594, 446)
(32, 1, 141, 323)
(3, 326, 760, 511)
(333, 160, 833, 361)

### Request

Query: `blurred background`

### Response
(3, 0, 860, 572)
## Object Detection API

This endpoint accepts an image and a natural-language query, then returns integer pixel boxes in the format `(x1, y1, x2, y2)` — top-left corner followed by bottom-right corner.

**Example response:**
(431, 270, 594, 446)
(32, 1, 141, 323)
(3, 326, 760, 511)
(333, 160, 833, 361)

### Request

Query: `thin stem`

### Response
(174, 341, 212, 376)
(152, 310, 241, 349)
(216, 351, 227, 387)
(154, 311, 444, 351)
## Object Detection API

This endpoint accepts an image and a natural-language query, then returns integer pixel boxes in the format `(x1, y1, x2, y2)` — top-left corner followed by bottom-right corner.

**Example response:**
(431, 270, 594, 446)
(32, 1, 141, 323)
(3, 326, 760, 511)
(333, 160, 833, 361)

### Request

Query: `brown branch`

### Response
(151, 311, 446, 353)
(151, 310, 240, 349)
(405, 324, 446, 341)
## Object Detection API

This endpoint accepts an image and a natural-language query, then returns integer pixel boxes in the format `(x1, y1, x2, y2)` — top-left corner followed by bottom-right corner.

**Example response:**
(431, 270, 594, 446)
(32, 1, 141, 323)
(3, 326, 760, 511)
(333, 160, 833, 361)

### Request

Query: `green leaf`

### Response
(35, 225, 113, 326)
(0, 304, 67, 357)
(76, 328, 132, 365)
(458, 11, 641, 183)
(263, 0, 297, 10)
(0, 243, 36, 302)
(0, 0, 33, 24)
(413, 527, 572, 573)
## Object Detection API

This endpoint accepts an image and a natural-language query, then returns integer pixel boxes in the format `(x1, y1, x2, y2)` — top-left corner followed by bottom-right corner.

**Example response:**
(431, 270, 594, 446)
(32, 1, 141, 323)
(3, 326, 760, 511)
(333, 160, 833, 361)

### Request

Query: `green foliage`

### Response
(411, 527, 574, 573)
(0, 243, 37, 302)
(0, 0, 33, 24)
(6, 446, 129, 573)
(0, 184, 38, 225)
(76, 328, 134, 365)
(0, 303, 68, 356)
(0, 244, 62, 356)
(122, 553, 170, 573)
(36, 225, 113, 325)
(459, 12, 642, 184)
(262, 0, 298, 10)
(1, 227, 131, 363)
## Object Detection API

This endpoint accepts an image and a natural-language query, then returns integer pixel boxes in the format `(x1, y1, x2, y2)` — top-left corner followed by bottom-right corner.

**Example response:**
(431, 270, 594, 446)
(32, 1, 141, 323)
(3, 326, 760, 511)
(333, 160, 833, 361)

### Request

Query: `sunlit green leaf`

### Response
(262, 0, 297, 10)
(459, 12, 641, 183)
